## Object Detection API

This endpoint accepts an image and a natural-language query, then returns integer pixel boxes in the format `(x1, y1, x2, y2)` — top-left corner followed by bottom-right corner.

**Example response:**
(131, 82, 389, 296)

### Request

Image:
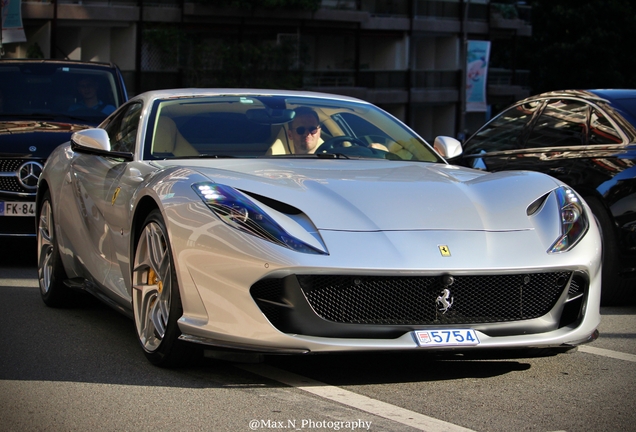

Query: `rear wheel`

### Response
(585, 196, 632, 306)
(37, 190, 71, 307)
(132, 210, 198, 367)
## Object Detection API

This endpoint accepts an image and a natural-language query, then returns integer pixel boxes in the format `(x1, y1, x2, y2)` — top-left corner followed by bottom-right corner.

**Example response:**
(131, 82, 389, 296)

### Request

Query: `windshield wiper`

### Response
(315, 152, 350, 159)
(171, 154, 237, 159)
(263, 153, 351, 159)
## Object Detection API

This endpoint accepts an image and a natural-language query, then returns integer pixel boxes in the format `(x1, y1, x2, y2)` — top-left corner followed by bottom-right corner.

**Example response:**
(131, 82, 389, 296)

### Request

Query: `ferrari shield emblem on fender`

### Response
(438, 245, 451, 257)
(111, 187, 121, 205)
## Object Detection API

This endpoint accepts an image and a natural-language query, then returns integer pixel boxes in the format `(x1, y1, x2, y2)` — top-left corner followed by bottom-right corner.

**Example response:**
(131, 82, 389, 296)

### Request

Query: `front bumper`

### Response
(171, 227, 602, 354)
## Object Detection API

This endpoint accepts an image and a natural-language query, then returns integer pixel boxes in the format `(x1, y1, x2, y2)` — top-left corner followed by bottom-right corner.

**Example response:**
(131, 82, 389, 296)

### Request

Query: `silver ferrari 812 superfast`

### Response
(36, 89, 602, 366)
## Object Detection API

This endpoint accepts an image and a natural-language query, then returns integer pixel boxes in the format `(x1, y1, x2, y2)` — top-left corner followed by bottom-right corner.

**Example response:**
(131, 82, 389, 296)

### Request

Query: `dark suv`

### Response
(0, 59, 128, 237)
(450, 89, 636, 305)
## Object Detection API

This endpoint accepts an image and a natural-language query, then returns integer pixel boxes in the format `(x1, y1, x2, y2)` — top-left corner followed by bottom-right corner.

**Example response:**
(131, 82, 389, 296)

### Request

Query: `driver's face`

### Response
(78, 79, 97, 99)
(288, 114, 321, 154)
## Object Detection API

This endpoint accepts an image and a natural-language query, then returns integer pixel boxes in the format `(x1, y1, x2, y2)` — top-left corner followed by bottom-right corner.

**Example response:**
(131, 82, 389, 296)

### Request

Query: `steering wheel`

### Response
(315, 136, 369, 154)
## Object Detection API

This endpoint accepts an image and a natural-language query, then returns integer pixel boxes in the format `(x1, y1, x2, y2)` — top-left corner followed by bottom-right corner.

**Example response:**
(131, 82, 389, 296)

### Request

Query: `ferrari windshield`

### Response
(144, 95, 441, 162)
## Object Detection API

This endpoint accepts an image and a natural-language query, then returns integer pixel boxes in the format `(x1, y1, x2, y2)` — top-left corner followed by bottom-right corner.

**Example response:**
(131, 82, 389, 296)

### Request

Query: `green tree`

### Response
(527, 0, 636, 92)
(185, 38, 305, 89)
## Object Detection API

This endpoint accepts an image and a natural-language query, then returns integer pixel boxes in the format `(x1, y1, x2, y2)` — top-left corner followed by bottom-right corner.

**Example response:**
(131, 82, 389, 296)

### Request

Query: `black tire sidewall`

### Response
(584, 196, 628, 305)
(38, 190, 70, 307)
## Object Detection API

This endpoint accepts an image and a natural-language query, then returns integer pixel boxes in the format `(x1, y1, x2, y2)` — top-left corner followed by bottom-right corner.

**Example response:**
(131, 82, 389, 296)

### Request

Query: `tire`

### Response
(132, 210, 198, 367)
(37, 190, 72, 307)
(585, 196, 632, 306)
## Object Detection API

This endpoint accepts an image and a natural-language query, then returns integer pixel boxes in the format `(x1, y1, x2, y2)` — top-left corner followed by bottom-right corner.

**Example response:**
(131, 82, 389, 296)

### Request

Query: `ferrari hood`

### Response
(167, 159, 560, 232)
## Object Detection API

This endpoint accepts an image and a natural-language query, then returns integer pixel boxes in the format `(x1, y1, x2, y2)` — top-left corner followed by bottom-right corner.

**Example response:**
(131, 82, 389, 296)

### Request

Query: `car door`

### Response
(68, 102, 144, 305)
(460, 99, 544, 170)
(499, 98, 623, 188)
(511, 97, 590, 179)
(100, 102, 157, 301)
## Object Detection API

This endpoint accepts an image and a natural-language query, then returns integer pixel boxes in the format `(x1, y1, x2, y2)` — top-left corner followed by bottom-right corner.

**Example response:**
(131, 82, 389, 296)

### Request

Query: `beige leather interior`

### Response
(153, 116, 199, 157)
(266, 126, 292, 155)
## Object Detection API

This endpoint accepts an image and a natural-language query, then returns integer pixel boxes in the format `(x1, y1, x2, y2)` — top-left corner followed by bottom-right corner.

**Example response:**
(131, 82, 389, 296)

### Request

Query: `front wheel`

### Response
(132, 209, 198, 367)
(37, 190, 71, 307)
(585, 196, 632, 305)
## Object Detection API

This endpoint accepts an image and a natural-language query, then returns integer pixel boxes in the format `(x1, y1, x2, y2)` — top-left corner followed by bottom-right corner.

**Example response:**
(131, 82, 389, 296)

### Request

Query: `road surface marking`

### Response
(239, 364, 475, 432)
(579, 345, 636, 363)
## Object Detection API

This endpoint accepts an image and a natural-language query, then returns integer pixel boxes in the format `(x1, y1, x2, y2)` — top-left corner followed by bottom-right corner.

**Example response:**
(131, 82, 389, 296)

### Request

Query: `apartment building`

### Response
(6, 0, 531, 141)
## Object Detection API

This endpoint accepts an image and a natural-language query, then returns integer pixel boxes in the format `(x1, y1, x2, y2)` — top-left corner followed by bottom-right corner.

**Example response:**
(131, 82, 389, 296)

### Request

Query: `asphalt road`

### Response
(1, 238, 635, 432)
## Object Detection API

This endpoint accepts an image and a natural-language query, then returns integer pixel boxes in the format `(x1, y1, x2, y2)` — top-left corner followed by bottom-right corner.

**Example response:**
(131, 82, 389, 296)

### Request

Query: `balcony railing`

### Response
(303, 71, 356, 87)
(358, 70, 408, 88)
(488, 68, 530, 87)
(414, 0, 460, 19)
(34, 0, 527, 24)
(303, 69, 460, 90)
(412, 70, 459, 89)
(44, 0, 178, 4)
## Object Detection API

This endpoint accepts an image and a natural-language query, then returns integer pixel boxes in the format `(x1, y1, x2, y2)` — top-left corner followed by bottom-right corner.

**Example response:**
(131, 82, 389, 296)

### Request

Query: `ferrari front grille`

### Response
(252, 272, 572, 327)
(299, 273, 570, 324)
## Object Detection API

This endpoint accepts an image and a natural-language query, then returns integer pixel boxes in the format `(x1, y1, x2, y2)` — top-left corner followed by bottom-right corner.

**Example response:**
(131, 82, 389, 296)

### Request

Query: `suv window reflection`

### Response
(464, 100, 543, 154)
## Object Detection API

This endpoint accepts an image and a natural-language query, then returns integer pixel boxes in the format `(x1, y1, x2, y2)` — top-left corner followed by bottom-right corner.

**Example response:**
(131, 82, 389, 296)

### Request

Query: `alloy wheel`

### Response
(37, 199, 54, 295)
(132, 221, 173, 353)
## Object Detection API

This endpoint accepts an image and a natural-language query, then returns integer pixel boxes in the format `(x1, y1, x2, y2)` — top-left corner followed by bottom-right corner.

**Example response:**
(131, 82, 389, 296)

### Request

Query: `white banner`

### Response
(2, 0, 27, 44)
(466, 40, 490, 112)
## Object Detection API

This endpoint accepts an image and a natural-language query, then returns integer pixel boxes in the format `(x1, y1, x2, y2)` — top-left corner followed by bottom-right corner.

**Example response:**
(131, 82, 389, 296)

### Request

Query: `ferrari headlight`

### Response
(548, 186, 589, 253)
(193, 182, 326, 255)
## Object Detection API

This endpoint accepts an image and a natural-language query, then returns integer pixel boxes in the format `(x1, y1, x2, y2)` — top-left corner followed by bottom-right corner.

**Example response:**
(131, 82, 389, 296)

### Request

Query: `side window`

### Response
(103, 102, 142, 153)
(589, 108, 622, 144)
(525, 99, 588, 148)
(337, 112, 387, 139)
(463, 101, 542, 155)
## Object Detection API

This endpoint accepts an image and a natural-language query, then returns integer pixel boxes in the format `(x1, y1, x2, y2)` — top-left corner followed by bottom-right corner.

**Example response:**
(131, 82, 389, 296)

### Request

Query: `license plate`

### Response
(0, 201, 36, 217)
(414, 329, 480, 347)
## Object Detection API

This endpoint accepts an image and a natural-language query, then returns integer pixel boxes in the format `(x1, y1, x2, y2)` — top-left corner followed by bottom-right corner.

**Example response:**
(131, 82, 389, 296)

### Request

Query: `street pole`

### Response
(1, 0, 4, 58)
(458, 0, 471, 142)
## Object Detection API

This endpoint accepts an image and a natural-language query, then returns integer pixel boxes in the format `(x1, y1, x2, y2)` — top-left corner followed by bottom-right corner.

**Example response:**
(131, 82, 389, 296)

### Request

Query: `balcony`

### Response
(303, 69, 460, 90)
(490, 2, 532, 36)
(487, 68, 531, 101)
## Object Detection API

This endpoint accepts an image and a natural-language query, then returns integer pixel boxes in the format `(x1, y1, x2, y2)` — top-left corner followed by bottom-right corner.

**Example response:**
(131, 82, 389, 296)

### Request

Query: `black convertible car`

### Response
(450, 89, 636, 305)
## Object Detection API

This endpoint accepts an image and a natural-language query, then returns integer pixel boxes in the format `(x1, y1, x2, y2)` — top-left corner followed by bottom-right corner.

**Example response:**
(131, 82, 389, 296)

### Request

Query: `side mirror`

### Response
(70, 128, 133, 161)
(71, 128, 111, 152)
(433, 136, 463, 159)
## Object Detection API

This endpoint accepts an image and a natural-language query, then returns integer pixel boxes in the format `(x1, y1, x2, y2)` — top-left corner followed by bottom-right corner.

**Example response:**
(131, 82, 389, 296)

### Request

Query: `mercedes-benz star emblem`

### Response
(18, 161, 44, 189)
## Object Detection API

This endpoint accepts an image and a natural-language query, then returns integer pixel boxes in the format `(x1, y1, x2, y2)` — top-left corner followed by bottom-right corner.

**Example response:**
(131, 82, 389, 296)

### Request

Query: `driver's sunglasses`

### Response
(294, 126, 320, 135)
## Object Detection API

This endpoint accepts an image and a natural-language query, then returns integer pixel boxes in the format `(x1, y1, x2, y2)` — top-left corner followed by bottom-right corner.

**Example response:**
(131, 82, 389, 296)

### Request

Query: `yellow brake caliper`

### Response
(148, 268, 163, 294)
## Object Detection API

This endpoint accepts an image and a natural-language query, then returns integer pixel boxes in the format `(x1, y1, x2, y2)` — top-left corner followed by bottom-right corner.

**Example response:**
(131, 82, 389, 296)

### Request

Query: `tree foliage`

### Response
(185, 38, 305, 89)
(527, 0, 636, 92)
(143, 25, 307, 89)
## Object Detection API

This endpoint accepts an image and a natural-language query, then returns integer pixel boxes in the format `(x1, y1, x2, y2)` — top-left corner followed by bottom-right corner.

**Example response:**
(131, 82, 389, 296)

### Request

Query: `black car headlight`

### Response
(549, 186, 589, 253)
(193, 182, 326, 255)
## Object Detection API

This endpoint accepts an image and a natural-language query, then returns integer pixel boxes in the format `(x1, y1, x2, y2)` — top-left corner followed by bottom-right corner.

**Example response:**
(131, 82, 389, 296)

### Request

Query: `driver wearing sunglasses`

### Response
(287, 106, 322, 154)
